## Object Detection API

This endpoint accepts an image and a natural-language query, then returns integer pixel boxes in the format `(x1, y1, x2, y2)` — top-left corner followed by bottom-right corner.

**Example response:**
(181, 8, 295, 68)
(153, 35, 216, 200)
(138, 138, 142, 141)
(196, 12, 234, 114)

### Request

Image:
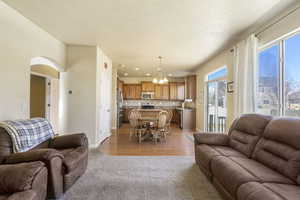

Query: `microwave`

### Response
(141, 92, 154, 100)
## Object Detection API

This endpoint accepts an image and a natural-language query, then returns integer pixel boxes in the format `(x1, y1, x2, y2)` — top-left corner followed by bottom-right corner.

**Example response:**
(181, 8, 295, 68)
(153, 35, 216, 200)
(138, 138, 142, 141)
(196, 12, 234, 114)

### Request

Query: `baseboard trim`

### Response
(89, 133, 111, 149)
(89, 142, 101, 149)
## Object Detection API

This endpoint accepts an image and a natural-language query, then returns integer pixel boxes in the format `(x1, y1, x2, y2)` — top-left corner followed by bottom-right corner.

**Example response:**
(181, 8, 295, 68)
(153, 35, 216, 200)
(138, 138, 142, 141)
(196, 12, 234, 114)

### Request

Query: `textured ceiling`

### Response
(4, 0, 285, 77)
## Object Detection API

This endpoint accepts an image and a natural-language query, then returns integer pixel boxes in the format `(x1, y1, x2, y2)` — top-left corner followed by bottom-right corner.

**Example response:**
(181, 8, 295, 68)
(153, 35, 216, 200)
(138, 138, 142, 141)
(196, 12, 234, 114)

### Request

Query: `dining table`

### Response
(138, 116, 158, 142)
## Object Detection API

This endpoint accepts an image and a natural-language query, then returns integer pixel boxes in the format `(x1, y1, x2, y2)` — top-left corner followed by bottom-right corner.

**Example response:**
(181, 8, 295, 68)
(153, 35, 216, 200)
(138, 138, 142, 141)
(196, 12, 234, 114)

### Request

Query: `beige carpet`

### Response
(65, 152, 221, 200)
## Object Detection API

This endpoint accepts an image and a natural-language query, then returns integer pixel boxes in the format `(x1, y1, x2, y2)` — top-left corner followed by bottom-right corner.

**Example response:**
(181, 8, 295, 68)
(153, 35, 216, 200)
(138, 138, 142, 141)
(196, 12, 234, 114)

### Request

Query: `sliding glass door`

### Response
(206, 79, 227, 133)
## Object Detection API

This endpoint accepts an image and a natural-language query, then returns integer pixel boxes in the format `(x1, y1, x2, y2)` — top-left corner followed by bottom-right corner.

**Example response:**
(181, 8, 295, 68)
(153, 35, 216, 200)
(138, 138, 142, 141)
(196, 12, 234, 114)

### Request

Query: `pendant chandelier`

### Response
(152, 56, 168, 84)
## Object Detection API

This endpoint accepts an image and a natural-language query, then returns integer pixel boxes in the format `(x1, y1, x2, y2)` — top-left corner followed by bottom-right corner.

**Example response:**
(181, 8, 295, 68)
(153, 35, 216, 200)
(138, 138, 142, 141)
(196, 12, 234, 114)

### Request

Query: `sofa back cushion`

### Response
(253, 117, 300, 183)
(0, 128, 13, 163)
(0, 128, 50, 163)
(228, 114, 272, 157)
(0, 118, 54, 153)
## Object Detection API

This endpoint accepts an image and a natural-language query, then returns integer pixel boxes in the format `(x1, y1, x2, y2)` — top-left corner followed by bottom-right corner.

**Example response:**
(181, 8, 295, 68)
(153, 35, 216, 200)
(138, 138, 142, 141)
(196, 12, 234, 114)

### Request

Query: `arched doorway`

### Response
(30, 57, 61, 134)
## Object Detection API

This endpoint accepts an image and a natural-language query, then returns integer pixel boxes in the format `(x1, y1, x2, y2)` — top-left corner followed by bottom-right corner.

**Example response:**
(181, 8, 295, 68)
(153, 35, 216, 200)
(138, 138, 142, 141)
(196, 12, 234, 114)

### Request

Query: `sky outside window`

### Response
(207, 68, 227, 81)
(285, 34, 300, 82)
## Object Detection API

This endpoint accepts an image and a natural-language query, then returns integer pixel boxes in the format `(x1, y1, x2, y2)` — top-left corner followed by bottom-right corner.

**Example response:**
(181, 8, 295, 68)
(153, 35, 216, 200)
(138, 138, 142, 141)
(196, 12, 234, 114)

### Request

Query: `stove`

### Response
(141, 105, 155, 109)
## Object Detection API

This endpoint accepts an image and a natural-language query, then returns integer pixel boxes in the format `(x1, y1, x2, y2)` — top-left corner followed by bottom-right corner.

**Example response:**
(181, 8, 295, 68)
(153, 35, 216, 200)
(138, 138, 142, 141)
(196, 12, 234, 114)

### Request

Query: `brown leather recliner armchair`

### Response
(0, 128, 89, 200)
(0, 161, 48, 200)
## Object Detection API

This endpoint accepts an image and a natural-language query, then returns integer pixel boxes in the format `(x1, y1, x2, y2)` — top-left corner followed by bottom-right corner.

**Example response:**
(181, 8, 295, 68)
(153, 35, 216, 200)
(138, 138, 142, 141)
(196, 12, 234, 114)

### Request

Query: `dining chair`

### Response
(152, 111, 168, 144)
(165, 110, 173, 135)
(128, 109, 145, 142)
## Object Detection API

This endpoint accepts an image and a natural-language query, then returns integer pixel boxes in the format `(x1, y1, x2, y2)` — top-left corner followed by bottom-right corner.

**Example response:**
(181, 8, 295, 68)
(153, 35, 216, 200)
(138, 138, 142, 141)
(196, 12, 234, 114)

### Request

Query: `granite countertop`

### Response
(175, 107, 195, 111)
(136, 109, 165, 112)
(122, 106, 178, 109)
(122, 106, 195, 111)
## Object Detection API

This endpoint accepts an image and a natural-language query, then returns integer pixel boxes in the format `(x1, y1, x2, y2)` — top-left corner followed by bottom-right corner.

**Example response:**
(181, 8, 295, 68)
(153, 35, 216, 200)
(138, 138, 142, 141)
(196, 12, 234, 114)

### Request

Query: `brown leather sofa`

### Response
(0, 128, 89, 200)
(0, 161, 47, 200)
(194, 114, 300, 200)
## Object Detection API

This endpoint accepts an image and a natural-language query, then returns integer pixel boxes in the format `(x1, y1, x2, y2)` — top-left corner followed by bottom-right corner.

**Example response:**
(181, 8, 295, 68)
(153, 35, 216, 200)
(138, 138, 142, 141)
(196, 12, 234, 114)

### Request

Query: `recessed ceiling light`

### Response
(135, 67, 140, 71)
(168, 73, 173, 76)
(146, 73, 151, 76)
(124, 72, 128, 76)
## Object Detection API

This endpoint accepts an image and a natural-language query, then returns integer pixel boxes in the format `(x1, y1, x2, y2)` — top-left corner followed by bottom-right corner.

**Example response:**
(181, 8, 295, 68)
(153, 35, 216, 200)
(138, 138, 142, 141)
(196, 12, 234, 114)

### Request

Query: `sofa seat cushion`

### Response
(230, 157, 294, 184)
(59, 147, 88, 173)
(195, 144, 246, 172)
(237, 182, 300, 200)
(0, 162, 46, 194)
(211, 157, 293, 196)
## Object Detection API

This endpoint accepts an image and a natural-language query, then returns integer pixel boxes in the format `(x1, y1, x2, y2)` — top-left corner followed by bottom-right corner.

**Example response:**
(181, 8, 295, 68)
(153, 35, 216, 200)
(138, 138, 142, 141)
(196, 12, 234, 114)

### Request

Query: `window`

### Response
(207, 67, 227, 81)
(257, 44, 280, 115)
(257, 32, 300, 117)
(284, 33, 300, 117)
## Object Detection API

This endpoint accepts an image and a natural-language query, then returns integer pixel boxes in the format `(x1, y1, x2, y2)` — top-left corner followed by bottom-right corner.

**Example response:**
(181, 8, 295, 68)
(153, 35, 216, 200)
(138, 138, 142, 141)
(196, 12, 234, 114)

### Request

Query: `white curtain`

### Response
(233, 34, 258, 117)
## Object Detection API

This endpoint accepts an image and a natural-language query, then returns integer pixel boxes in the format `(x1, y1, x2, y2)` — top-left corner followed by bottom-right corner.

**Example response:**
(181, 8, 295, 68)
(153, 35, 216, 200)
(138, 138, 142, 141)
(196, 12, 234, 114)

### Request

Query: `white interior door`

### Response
(99, 60, 112, 141)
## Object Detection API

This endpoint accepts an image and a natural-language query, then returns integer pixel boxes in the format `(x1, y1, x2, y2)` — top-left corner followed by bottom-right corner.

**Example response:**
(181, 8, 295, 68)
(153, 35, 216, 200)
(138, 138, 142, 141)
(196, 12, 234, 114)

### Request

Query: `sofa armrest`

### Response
(50, 133, 88, 149)
(0, 162, 45, 194)
(7, 191, 37, 200)
(5, 149, 63, 199)
(193, 133, 229, 146)
(4, 149, 64, 164)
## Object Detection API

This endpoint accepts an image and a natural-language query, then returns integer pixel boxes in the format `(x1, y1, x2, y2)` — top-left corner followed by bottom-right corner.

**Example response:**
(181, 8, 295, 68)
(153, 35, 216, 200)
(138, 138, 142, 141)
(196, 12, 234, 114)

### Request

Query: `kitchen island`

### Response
(137, 109, 164, 118)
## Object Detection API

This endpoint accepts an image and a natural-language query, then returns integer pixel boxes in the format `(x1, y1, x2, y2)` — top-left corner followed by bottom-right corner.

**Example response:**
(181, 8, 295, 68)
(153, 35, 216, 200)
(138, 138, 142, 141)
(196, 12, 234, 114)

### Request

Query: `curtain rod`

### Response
(255, 4, 300, 37)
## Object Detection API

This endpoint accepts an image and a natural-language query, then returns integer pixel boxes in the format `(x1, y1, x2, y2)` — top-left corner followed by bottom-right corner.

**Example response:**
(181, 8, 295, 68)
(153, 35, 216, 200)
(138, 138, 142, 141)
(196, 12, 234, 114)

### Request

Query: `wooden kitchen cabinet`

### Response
(154, 84, 161, 99)
(171, 109, 177, 123)
(186, 75, 196, 100)
(177, 82, 185, 100)
(162, 108, 176, 123)
(123, 84, 130, 99)
(141, 82, 155, 92)
(169, 82, 185, 100)
(123, 108, 132, 122)
(134, 85, 141, 99)
(154, 84, 169, 100)
(169, 82, 177, 100)
(174, 109, 180, 124)
(161, 84, 169, 99)
(123, 84, 141, 99)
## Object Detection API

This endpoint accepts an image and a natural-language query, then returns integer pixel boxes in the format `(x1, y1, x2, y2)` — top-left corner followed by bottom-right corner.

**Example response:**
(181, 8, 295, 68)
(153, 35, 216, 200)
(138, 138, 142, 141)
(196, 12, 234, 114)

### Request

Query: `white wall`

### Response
(60, 45, 97, 144)
(258, 3, 300, 45)
(61, 45, 113, 146)
(0, 2, 66, 121)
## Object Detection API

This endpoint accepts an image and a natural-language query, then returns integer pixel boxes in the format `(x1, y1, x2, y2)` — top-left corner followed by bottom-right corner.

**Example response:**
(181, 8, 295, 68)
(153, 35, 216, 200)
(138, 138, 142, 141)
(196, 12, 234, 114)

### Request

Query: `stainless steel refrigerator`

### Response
(116, 88, 124, 128)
